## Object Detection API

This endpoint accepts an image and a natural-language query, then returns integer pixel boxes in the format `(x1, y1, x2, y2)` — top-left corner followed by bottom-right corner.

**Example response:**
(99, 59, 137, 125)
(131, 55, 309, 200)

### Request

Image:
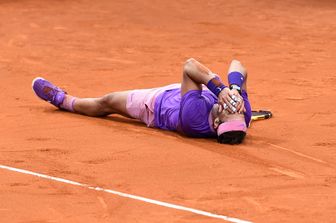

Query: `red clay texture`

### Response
(0, 0, 336, 222)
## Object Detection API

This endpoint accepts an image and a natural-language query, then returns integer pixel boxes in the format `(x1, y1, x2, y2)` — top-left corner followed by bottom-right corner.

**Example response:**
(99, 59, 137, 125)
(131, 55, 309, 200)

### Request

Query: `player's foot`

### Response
(32, 77, 66, 107)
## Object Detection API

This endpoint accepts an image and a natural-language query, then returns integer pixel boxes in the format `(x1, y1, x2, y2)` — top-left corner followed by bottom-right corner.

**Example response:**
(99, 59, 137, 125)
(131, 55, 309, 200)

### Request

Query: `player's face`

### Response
(213, 104, 245, 129)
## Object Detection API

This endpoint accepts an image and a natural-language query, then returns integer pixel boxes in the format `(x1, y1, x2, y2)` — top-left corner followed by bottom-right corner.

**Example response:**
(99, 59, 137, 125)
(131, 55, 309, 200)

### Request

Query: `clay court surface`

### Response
(1, 0, 336, 222)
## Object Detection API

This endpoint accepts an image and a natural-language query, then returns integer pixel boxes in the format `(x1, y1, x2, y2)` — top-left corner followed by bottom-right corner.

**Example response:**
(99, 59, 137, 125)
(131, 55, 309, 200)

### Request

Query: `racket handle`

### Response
(252, 115, 265, 121)
(251, 110, 272, 121)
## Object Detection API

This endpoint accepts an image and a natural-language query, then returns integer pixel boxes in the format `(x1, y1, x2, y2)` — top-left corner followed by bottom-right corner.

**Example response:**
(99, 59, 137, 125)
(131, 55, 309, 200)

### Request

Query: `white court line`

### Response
(0, 164, 252, 223)
(268, 143, 327, 164)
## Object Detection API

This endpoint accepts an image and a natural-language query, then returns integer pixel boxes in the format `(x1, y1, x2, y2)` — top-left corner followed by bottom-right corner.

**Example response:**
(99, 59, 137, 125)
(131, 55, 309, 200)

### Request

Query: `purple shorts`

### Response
(126, 84, 181, 127)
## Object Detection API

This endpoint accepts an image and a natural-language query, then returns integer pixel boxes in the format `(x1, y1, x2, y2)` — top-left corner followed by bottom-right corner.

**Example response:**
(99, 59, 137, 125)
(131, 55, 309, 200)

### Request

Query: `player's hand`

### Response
(218, 87, 237, 113)
(229, 89, 245, 114)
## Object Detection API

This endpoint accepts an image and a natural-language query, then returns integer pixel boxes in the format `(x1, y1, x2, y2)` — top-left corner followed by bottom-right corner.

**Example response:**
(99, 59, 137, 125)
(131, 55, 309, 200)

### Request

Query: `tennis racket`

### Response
(251, 110, 272, 121)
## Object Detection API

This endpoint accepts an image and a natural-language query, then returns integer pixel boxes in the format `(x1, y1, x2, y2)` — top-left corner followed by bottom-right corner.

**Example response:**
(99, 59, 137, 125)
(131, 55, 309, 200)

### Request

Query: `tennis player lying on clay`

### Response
(32, 59, 251, 144)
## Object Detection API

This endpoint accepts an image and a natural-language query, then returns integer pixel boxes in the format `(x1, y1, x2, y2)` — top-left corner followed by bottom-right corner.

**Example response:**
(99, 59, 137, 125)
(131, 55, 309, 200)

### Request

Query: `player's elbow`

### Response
(183, 58, 196, 73)
(184, 58, 196, 66)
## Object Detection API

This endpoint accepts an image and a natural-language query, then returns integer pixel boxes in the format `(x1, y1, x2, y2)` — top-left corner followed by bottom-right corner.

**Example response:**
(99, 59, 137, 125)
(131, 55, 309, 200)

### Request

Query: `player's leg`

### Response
(70, 91, 131, 117)
(32, 77, 132, 118)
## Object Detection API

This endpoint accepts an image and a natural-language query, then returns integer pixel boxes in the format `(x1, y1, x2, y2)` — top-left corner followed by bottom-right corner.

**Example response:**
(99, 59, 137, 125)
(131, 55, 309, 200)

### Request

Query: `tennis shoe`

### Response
(32, 77, 66, 107)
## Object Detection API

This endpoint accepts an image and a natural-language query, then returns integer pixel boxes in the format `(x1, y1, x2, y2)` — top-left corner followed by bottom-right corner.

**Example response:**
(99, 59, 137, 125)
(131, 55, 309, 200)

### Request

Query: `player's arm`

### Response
(227, 60, 247, 113)
(181, 58, 236, 113)
(181, 58, 215, 96)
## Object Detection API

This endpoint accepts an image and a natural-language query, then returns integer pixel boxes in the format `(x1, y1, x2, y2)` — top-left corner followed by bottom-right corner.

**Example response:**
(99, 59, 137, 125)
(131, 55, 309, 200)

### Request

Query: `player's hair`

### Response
(217, 131, 246, 144)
